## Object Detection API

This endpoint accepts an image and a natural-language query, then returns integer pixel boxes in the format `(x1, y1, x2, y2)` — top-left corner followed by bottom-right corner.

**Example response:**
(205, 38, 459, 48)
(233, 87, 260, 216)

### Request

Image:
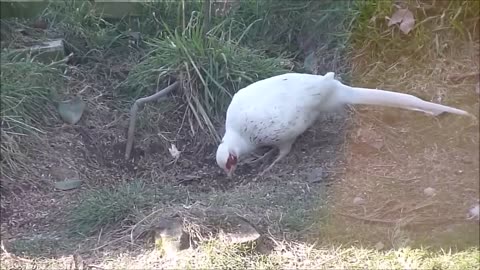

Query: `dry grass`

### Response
(321, 37, 479, 250)
(2, 238, 478, 269)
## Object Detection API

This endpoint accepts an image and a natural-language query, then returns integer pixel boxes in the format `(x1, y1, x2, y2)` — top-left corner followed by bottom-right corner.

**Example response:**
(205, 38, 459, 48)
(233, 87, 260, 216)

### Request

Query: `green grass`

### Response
(0, 52, 65, 190)
(68, 181, 156, 236)
(122, 12, 292, 140)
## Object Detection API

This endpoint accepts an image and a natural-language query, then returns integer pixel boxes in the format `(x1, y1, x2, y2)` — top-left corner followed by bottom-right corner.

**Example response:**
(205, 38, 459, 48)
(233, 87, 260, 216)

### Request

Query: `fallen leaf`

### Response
(168, 144, 181, 160)
(476, 82, 479, 95)
(388, 8, 415, 34)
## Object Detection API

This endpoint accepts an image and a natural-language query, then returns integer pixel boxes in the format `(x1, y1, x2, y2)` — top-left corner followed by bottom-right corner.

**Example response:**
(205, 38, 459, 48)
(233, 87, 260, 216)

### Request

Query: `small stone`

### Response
(153, 218, 189, 258)
(423, 187, 436, 197)
(218, 216, 260, 244)
(374, 241, 384, 250)
(467, 204, 479, 220)
(353, 197, 365, 205)
(58, 96, 86, 125)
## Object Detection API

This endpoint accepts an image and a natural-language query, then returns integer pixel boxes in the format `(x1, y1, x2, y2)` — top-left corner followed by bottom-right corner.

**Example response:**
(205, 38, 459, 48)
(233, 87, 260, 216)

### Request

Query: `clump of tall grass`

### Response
(122, 12, 291, 140)
(222, 0, 355, 56)
(0, 52, 65, 189)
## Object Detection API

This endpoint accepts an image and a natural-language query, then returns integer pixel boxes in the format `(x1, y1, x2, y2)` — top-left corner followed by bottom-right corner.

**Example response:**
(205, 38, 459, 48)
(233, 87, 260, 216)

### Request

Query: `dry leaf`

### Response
(168, 144, 181, 160)
(388, 8, 415, 34)
(476, 82, 479, 95)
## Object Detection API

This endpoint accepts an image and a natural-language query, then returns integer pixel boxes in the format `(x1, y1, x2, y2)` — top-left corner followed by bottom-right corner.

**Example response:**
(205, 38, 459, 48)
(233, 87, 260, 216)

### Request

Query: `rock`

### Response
(353, 196, 365, 205)
(423, 187, 436, 197)
(374, 241, 384, 250)
(153, 218, 189, 258)
(217, 215, 260, 245)
(54, 179, 83, 191)
(50, 167, 82, 191)
(467, 204, 479, 221)
(57, 96, 86, 125)
(307, 167, 328, 183)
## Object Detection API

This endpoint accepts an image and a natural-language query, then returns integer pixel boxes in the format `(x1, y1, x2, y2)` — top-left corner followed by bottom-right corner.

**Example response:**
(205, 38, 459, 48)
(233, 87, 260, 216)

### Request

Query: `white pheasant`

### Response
(216, 72, 474, 177)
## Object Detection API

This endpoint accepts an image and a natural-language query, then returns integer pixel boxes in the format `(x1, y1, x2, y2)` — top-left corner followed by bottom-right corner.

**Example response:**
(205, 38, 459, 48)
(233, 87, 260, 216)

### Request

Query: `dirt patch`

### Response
(322, 40, 480, 249)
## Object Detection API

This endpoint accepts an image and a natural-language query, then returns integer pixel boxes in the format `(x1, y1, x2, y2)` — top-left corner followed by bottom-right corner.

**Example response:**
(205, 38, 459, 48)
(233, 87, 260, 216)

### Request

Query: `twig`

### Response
(336, 212, 399, 224)
(447, 72, 480, 82)
(88, 264, 108, 270)
(125, 81, 179, 160)
(90, 230, 130, 251)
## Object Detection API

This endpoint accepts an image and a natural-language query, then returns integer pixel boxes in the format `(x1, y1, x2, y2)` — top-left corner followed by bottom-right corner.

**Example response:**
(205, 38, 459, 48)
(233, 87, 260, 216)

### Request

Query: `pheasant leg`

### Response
(258, 141, 293, 176)
(242, 147, 276, 165)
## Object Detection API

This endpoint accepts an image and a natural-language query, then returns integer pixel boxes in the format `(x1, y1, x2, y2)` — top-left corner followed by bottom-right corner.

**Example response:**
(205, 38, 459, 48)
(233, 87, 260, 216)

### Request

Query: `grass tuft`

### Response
(68, 181, 154, 236)
(122, 12, 291, 140)
(0, 52, 65, 190)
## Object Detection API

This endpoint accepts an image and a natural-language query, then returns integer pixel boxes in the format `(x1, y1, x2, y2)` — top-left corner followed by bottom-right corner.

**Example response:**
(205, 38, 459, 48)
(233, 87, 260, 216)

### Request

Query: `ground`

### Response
(1, 13, 479, 270)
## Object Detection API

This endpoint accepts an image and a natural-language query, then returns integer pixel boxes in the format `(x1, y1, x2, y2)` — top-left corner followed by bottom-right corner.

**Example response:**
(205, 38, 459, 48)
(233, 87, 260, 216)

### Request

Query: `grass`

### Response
(349, 0, 480, 64)
(320, 0, 479, 261)
(0, 52, 65, 190)
(120, 1, 356, 141)
(41, 1, 121, 56)
(68, 181, 156, 236)
(5, 178, 479, 269)
(122, 12, 292, 140)
(1, 0, 479, 269)
(2, 239, 478, 269)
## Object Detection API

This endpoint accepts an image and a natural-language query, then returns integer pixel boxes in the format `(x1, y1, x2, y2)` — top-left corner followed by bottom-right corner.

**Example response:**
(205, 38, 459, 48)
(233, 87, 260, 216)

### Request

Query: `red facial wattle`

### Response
(225, 154, 237, 171)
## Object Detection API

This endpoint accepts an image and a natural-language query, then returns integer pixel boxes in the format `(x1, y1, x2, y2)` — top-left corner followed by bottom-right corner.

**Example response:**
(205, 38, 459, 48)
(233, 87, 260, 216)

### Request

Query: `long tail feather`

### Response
(337, 83, 473, 117)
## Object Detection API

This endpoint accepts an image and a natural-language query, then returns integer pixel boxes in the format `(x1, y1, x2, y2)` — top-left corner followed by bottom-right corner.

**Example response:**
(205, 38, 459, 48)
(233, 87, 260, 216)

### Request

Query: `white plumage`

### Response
(216, 72, 473, 177)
